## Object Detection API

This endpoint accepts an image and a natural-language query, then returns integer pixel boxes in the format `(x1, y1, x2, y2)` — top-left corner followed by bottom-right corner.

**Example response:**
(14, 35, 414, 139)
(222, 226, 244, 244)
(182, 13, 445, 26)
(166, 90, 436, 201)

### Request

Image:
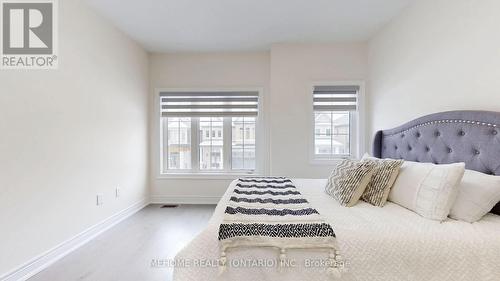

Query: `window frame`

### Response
(309, 81, 365, 165)
(155, 88, 265, 179)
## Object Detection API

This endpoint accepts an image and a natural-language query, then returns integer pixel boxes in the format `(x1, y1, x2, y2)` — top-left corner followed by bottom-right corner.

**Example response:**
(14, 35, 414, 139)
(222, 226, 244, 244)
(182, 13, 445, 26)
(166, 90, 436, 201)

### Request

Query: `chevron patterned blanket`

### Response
(218, 177, 341, 277)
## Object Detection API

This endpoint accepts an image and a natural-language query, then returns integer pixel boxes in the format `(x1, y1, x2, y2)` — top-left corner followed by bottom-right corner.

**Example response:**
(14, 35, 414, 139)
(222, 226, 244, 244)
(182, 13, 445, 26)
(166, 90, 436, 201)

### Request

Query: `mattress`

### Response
(173, 179, 500, 281)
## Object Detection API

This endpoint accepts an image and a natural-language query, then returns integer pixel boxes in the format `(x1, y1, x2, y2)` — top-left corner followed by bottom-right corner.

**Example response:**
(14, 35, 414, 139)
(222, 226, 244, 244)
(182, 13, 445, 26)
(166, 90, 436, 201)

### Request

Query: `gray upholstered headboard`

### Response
(372, 110, 500, 215)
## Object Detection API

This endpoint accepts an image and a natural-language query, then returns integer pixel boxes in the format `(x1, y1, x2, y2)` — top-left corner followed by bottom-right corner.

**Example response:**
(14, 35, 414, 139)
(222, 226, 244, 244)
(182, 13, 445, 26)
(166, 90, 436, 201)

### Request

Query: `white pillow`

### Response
(449, 169, 500, 223)
(388, 161, 465, 221)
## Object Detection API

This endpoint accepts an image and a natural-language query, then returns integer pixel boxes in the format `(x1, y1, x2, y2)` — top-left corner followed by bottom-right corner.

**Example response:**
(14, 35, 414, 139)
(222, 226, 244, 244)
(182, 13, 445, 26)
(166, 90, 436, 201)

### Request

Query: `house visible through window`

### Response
(165, 117, 191, 169)
(314, 112, 350, 156)
(199, 117, 224, 170)
(160, 90, 259, 174)
(232, 117, 256, 170)
(312, 85, 360, 159)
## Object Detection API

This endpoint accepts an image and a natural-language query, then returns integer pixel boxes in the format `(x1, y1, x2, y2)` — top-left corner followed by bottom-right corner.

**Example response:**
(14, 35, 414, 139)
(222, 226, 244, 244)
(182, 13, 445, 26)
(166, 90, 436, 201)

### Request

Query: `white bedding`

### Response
(173, 179, 500, 281)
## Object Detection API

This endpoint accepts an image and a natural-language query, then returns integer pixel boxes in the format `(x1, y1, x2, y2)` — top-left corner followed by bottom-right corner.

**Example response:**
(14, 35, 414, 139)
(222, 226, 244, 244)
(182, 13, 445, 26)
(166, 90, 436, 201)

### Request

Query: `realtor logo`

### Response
(1, 0, 58, 69)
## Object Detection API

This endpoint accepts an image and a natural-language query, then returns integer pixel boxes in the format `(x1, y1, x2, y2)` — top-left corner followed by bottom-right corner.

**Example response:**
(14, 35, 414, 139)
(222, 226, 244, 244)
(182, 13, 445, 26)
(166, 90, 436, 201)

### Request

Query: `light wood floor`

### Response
(29, 204, 216, 281)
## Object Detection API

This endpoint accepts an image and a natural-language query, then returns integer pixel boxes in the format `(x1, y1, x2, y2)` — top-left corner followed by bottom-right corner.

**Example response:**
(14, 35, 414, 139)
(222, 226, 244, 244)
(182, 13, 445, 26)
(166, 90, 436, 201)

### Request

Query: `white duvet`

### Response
(173, 179, 500, 281)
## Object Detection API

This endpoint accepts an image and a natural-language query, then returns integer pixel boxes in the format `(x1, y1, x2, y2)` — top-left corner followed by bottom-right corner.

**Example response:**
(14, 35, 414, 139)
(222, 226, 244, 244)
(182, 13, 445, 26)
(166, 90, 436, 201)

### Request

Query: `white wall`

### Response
(270, 43, 368, 178)
(368, 0, 500, 142)
(149, 44, 368, 200)
(149, 52, 270, 202)
(0, 0, 149, 276)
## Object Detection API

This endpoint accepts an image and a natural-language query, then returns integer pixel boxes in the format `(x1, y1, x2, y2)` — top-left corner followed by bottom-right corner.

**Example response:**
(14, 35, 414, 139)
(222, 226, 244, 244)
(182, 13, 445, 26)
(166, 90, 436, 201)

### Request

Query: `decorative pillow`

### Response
(325, 159, 376, 207)
(449, 169, 500, 222)
(492, 203, 500, 215)
(361, 154, 404, 207)
(388, 161, 465, 221)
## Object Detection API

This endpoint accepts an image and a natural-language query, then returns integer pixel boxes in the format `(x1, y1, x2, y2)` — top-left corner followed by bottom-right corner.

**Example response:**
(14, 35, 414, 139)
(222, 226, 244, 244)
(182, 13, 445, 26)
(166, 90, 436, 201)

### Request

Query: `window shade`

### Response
(160, 91, 259, 117)
(313, 85, 359, 111)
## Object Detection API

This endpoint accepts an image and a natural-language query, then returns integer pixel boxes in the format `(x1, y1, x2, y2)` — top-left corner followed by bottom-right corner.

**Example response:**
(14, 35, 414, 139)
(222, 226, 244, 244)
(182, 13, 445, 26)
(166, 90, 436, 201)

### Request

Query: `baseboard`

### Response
(150, 195, 221, 204)
(0, 198, 149, 281)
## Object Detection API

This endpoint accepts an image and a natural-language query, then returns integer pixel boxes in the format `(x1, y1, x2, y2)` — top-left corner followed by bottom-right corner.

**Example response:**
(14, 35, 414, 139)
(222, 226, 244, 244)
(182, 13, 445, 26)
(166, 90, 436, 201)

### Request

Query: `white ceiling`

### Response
(84, 0, 413, 53)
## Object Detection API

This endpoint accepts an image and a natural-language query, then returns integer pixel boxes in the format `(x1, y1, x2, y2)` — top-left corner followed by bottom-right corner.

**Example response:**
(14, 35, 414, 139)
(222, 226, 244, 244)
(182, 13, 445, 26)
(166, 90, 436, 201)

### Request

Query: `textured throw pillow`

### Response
(361, 154, 404, 207)
(449, 169, 500, 222)
(325, 159, 376, 207)
(388, 161, 465, 221)
(491, 203, 500, 216)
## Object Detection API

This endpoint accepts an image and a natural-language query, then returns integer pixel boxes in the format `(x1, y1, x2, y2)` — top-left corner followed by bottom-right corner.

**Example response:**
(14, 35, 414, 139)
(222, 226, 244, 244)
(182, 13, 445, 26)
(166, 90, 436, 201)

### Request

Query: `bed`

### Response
(173, 111, 500, 281)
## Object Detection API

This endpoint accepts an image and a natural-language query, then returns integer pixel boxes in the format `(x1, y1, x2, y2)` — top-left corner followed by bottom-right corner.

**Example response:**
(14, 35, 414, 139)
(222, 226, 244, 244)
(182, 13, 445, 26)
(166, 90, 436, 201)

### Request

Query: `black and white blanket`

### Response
(218, 177, 341, 277)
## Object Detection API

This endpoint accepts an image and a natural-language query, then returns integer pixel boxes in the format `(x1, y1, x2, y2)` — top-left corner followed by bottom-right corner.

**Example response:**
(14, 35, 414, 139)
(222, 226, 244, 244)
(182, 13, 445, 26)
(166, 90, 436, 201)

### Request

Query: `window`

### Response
(160, 90, 259, 174)
(164, 117, 191, 169)
(314, 111, 350, 156)
(232, 117, 256, 170)
(200, 117, 224, 170)
(312, 85, 360, 160)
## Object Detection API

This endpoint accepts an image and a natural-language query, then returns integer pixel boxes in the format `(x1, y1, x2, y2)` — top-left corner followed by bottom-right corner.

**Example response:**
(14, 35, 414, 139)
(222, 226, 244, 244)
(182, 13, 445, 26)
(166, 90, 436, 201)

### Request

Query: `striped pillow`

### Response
(325, 159, 376, 207)
(361, 155, 404, 207)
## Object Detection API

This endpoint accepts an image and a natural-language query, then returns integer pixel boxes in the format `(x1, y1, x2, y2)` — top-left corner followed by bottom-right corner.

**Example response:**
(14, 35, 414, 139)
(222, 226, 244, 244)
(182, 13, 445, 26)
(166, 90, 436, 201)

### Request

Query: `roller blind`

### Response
(313, 85, 359, 111)
(160, 91, 259, 117)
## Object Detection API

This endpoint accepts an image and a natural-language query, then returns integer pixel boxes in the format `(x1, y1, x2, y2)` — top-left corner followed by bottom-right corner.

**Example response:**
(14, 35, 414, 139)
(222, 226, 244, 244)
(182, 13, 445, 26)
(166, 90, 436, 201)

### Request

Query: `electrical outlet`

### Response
(115, 187, 121, 198)
(96, 194, 104, 206)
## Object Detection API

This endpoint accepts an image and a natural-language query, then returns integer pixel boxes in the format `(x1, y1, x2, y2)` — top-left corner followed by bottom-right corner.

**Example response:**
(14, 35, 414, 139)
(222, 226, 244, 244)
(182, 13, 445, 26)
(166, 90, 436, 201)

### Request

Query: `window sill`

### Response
(310, 157, 349, 166)
(157, 172, 260, 180)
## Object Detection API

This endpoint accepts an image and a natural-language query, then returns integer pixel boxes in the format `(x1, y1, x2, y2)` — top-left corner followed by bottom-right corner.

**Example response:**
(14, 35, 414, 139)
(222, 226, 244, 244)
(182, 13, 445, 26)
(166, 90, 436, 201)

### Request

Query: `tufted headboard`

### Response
(373, 110, 500, 215)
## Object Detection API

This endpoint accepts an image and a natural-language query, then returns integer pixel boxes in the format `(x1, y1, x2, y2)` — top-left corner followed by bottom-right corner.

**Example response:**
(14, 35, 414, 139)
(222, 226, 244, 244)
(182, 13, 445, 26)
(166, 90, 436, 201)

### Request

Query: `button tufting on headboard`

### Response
(372, 110, 500, 215)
